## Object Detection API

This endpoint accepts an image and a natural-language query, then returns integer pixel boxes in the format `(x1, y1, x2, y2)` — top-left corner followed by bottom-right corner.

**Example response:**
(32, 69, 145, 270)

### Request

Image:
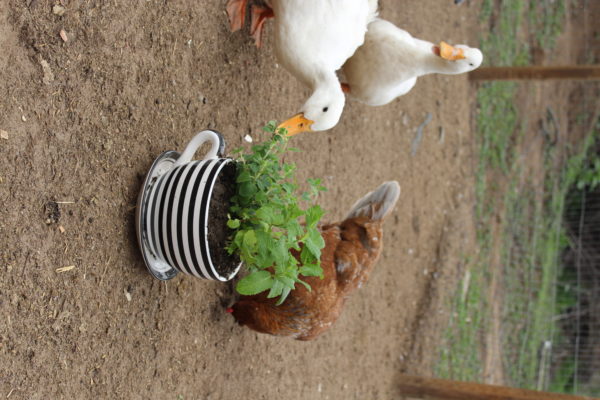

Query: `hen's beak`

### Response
(277, 113, 314, 136)
(438, 41, 465, 61)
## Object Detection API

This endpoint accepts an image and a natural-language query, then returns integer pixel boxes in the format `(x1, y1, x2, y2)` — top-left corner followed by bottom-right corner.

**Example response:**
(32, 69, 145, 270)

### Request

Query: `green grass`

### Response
(437, 255, 487, 382)
(478, 0, 530, 67)
(437, 0, 532, 381)
(435, 0, 574, 391)
(502, 147, 567, 390)
(528, 0, 566, 51)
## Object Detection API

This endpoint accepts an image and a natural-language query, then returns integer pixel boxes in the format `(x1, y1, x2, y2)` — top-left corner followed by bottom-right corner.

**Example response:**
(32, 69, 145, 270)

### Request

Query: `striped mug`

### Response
(136, 130, 242, 282)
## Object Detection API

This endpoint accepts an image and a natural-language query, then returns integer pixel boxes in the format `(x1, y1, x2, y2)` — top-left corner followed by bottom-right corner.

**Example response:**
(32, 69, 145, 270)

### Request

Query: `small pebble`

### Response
(0, 130, 8, 140)
(60, 29, 68, 42)
(40, 56, 54, 85)
(124, 288, 132, 302)
(244, 134, 253, 143)
(402, 113, 409, 126)
(52, 4, 65, 16)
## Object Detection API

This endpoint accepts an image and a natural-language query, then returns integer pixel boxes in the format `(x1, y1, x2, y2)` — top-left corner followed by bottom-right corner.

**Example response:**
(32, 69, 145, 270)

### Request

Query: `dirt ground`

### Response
(0, 1, 587, 399)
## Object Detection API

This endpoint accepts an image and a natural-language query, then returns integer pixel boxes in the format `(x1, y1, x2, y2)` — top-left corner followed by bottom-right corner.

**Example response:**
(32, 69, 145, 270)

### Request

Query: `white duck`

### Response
(341, 18, 483, 106)
(226, 0, 379, 135)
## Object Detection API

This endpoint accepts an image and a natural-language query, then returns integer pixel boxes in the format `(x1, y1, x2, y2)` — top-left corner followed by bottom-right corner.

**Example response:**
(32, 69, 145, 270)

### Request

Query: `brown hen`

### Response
(228, 181, 400, 340)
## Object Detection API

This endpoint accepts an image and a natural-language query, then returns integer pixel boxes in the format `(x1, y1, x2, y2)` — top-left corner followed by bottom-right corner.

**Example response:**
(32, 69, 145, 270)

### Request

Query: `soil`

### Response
(207, 161, 239, 278)
(0, 0, 592, 399)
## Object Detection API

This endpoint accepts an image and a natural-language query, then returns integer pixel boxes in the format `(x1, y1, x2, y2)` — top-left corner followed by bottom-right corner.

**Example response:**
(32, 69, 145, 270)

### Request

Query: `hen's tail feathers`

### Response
(345, 181, 400, 221)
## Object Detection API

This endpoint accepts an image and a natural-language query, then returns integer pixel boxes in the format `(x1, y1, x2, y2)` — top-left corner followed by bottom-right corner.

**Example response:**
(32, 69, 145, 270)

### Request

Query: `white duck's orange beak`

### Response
(438, 41, 465, 61)
(277, 113, 314, 136)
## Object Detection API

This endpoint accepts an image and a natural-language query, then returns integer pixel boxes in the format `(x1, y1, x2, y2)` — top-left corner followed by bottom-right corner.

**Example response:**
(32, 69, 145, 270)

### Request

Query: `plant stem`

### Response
(252, 133, 288, 181)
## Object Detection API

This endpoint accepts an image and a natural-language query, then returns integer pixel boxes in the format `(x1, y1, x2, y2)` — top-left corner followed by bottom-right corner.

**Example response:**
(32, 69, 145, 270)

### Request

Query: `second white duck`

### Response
(341, 18, 483, 107)
(227, 0, 379, 135)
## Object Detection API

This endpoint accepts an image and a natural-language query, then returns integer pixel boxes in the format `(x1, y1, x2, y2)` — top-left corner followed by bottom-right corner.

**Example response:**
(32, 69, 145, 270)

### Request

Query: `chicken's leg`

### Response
(250, 4, 274, 48)
(226, 0, 248, 32)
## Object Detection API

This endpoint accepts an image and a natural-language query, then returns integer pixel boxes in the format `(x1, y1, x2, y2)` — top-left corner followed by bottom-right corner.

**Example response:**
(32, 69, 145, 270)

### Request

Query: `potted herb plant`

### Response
(136, 122, 326, 303)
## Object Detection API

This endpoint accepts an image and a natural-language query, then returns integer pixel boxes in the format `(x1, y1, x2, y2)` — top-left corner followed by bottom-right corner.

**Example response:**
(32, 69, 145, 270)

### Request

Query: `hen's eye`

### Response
(322, 107, 329, 112)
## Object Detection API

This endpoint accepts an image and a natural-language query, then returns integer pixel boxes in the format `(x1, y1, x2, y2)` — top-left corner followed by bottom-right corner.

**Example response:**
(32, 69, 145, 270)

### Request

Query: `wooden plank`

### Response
(469, 66, 600, 81)
(398, 375, 598, 400)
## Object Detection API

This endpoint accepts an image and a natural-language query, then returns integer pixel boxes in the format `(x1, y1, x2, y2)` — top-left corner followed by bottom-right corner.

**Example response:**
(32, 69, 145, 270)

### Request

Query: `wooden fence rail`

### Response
(397, 375, 598, 400)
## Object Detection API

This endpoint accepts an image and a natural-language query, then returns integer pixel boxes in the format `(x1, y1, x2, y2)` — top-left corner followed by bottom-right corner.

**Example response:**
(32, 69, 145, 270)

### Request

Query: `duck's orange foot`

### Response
(341, 83, 351, 94)
(226, 0, 248, 32)
(250, 4, 274, 48)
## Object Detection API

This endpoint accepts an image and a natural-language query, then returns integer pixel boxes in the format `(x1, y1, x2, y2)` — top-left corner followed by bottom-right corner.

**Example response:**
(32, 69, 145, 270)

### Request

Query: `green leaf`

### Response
(304, 229, 325, 259)
(255, 206, 274, 224)
(305, 205, 324, 227)
(263, 120, 277, 133)
(236, 170, 252, 183)
(300, 263, 323, 278)
(278, 276, 296, 289)
(227, 219, 240, 229)
(271, 237, 289, 267)
(276, 286, 292, 305)
(239, 181, 258, 198)
(285, 204, 304, 221)
(282, 183, 295, 193)
(255, 230, 275, 268)
(236, 270, 274, 295)
(232, 230, 245, 249)
(243, 230, 257, 250)
(271, 211, 284, 226)
(283, 220, 302, 239)
(300, 246, 314, 265)
(267, 280, 284, 299)
(295, 278, 312, 292)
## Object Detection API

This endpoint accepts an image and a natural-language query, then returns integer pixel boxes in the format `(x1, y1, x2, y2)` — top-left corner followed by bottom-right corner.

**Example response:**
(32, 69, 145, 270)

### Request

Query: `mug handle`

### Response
(174, 130, 226, 167)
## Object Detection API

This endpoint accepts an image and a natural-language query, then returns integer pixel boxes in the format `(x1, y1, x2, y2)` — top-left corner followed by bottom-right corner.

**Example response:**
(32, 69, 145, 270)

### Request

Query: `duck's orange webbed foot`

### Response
(226, 0, 248, 32)
(341, 83, 351, 94)
(250, 4, 274, 48)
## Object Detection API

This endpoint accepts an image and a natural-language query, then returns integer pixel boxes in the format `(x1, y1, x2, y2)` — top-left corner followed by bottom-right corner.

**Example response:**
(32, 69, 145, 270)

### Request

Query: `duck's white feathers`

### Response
(271, 0, 376, 89)
(342, 18, 483, 106)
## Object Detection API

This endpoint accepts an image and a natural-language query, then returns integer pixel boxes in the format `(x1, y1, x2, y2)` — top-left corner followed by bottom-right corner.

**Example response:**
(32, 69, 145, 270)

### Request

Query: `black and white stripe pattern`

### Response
(143, 158, 234, 281)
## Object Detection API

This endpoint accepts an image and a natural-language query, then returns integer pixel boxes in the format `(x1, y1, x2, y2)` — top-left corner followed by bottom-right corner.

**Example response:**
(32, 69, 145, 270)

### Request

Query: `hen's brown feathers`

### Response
(230, 181, 400, 340)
